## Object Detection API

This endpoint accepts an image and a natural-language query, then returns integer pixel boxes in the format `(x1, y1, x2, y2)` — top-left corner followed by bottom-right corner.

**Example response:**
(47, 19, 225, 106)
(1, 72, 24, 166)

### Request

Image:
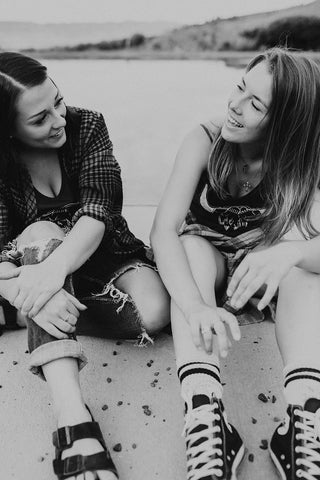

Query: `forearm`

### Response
(43, 216, 105, 276)
(151, 229, 204, 316)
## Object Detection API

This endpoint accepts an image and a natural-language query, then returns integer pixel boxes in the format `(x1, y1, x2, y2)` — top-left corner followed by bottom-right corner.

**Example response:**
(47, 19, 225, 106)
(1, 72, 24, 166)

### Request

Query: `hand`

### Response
(0, 261, 67, 318)
(31, 289, 87, 339)
(227, 242, 302, 311)
(185, 303, 240, 357)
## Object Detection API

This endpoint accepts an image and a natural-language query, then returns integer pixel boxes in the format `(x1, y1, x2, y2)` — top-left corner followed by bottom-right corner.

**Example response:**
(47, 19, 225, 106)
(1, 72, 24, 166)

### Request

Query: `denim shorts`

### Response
(0, 237, 157, 379)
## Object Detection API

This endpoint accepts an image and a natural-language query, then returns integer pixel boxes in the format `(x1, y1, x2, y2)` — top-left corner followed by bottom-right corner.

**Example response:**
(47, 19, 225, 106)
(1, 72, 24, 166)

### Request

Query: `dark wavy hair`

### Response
(208, 47, 320, 243)
(0, 52, 76, 180)
(0, 52, 47, 151)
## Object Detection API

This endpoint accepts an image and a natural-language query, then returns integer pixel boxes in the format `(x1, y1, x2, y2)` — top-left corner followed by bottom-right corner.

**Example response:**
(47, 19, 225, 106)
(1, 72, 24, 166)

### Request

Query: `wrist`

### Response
(182, 298, 206, 319)
(43, 254, 69, 277)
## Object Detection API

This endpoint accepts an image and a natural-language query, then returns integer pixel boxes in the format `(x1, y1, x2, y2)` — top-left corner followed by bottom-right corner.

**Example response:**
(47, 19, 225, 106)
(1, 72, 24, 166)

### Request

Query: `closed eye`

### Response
(55, 96, 64, 108)
(252, 102, 261, 112)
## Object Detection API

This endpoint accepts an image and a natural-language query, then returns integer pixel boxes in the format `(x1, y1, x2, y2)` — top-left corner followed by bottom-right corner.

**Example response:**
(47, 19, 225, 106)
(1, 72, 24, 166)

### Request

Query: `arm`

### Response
(227, 191, 320, 310)
(151, 126, 240, 355)
(0, 112, 122, 316)
(151, 126, 211, 315)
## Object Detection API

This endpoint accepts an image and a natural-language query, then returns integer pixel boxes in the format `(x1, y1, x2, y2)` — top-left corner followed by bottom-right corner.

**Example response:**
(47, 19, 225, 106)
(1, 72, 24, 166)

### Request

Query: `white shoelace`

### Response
(183, 403, 224, 480)
(295, 408, 320, 479)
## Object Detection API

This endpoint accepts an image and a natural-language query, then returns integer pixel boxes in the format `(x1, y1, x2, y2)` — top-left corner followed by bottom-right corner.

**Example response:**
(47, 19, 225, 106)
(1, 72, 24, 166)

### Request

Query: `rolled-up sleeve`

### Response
(71, 113, 123, 235)
(0, 181, 16, 264)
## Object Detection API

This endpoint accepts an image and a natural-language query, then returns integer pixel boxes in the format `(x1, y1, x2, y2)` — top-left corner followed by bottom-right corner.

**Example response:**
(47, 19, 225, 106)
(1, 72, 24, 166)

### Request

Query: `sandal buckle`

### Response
(56, 425, 72, 449)
(64, 454, 84, 475)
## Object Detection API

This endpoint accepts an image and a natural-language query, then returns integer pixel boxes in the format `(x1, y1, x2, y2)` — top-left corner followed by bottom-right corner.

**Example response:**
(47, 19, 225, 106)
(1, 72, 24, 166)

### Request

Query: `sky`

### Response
(0, 0, 314, 24)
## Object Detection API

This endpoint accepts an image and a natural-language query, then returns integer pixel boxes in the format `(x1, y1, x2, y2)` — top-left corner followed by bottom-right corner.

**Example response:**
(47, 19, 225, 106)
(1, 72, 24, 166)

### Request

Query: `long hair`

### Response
(208, 48, 320, 243)
(0, 52, 76, 180)
(0, 52, 47, 157)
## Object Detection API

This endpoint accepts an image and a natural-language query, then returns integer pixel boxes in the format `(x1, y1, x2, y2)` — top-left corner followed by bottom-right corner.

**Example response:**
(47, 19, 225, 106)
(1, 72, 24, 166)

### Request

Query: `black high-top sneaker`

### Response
(270, 398, 320, 479)
(183, 396, 245, 480)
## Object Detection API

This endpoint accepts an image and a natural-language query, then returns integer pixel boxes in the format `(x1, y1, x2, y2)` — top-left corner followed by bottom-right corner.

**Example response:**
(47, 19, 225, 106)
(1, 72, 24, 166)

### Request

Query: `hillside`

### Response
(0, 21, 178, 50)
(146, 0, 320, 51)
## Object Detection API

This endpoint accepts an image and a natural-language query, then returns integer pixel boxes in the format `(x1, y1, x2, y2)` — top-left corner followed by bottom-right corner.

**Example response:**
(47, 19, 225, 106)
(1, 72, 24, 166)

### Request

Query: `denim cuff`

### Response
(29, 339, 88, 381)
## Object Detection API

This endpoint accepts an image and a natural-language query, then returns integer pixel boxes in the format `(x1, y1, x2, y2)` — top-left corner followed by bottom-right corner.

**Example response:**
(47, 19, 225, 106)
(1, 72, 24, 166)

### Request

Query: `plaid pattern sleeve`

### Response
(71, 111, 123, 232)
(0, 180, 16, 264)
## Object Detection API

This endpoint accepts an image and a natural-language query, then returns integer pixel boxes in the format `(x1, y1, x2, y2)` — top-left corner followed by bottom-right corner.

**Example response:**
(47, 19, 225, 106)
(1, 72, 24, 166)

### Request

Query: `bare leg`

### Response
(43, 359, 117, 480)
(170, 235, 244, 480)
(171, 235, 227, 370)
(115, 266, 170, 335)
(18, 221, 117, 480)
(276, 266, 320, 364)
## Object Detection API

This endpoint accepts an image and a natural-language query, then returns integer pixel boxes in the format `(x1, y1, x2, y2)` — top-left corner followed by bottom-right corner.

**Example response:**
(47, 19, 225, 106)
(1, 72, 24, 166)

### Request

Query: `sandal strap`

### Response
(53, 451, 118, 479)
(53, 422, 105, 450)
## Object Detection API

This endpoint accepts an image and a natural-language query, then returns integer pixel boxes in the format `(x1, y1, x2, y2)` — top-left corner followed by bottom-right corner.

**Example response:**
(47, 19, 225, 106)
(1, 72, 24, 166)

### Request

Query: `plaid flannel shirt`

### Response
(0, 107, 145, 263)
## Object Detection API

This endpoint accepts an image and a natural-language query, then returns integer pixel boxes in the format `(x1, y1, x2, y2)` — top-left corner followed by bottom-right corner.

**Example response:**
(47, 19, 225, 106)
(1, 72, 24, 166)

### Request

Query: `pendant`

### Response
(242, 181, 253, 193)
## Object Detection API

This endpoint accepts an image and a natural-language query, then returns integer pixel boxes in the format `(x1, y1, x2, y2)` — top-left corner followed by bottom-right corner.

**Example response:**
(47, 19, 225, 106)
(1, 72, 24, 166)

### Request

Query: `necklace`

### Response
(235, 159, 261, 194)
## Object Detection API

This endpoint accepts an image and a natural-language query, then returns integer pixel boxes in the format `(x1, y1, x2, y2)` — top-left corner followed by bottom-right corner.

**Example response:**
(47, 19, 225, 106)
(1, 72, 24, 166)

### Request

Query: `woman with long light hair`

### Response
(151, 47, 320, 480)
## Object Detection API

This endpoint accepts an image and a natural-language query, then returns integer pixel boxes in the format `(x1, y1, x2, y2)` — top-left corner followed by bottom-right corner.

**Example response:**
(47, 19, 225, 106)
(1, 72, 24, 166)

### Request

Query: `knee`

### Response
(18, 221, 65, 245)
(139, 288, 170, 335)
(279, 266, 320, 294)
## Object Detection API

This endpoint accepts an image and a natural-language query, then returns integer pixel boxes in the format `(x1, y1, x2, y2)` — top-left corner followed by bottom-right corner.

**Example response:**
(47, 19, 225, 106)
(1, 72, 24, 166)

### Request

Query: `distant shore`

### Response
(22, 48, 320, 68)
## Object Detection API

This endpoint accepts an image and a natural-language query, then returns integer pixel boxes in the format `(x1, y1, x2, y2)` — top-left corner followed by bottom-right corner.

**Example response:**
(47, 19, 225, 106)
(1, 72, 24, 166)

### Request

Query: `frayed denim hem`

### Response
(29, 339, 88, 381)
(93, 261, 156, 347)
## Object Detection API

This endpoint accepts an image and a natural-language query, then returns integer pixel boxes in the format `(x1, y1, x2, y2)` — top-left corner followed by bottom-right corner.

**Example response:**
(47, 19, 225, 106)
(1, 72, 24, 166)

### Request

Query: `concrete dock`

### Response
(0, 206, 284, 480)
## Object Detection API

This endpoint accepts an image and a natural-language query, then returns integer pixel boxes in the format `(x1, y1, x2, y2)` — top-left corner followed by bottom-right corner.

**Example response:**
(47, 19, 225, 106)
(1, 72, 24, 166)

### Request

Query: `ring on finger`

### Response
(201, 327, 212, 334)
(64, 314, 71, 323)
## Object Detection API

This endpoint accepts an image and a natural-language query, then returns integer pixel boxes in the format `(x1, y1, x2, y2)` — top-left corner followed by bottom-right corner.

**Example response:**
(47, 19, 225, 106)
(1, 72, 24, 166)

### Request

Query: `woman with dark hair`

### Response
(0, 52, 169, 480)
(151, 47, 320, 480)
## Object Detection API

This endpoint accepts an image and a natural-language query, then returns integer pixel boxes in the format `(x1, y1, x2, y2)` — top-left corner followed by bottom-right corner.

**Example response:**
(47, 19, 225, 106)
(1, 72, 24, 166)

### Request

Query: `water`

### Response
(46, 59, 242, 205)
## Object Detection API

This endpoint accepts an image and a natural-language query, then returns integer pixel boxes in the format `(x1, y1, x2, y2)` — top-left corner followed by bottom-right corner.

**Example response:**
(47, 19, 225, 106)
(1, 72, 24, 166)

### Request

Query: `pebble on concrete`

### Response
(258, 393, 268, 403)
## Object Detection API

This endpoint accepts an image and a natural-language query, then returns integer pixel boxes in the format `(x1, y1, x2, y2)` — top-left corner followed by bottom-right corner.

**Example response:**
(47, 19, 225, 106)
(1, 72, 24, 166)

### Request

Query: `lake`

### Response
(46, 59, 243, 205)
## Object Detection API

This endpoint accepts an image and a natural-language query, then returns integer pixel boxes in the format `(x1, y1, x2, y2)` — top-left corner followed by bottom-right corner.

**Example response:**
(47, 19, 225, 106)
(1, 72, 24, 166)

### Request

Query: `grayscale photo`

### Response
(0, 1, 319, 479)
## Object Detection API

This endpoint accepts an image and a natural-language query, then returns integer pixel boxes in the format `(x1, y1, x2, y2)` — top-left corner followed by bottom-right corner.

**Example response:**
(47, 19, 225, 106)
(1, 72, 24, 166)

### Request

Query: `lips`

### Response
(226, 114, 244, 128)
(51, 128, 65, 138)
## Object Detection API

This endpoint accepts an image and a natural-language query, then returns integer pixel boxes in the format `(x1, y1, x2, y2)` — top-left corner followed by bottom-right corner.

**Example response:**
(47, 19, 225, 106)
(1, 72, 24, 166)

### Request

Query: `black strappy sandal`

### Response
(52, 420, 118, 479)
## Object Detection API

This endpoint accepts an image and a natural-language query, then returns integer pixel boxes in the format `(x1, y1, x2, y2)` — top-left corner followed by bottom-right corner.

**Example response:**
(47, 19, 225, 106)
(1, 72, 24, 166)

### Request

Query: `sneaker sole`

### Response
(268, 447, 286, 480)
(231, 443, 246, 480)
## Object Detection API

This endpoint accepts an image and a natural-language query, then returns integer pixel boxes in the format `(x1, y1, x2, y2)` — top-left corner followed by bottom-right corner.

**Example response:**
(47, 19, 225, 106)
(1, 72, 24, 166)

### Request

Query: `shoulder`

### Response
(66, 106, 112, 151)
(200, 117, 223, 143)
(67, 106, 106, 130)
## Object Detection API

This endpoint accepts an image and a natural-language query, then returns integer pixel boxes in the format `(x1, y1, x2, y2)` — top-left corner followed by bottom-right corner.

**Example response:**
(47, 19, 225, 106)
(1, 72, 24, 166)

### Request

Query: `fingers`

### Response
(52, 317, 76, 333)
(0, 267, 21, 280)
(213, 320, 229, 358)
(226, 261, 249, 298)
(28, 291, 56, 319)
(61, 313, 78, 327)
(229, 272, 264, 310)
(218, 308, 241, 341)
(32, 318, 70, 339)
(190, 322, 202, 350)
(200, 324, 214, 354)
(64, 291, 87, 311)
(257, 281, 278, 311)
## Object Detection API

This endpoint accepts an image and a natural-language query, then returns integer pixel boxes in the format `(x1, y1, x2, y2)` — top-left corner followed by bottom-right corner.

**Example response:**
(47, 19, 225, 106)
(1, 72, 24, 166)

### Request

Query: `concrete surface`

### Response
(0, 206, 285, 480)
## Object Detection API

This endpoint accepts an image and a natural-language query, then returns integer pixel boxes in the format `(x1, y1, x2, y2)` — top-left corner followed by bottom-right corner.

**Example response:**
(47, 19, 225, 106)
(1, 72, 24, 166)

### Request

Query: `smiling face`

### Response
(221, 61, 273, 150)
(13, 77, 67, 150)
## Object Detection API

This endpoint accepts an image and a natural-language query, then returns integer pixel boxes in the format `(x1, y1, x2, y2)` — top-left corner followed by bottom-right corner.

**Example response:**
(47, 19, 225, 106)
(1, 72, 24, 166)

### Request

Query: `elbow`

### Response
(150, 221, 178, 252)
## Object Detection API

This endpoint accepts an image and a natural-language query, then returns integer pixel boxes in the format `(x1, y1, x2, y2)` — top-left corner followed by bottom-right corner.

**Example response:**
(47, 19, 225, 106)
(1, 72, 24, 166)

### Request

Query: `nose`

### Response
(229, 91, 243, 115)
(229, 98, 242, 115)
(52, 109, 66, 130)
